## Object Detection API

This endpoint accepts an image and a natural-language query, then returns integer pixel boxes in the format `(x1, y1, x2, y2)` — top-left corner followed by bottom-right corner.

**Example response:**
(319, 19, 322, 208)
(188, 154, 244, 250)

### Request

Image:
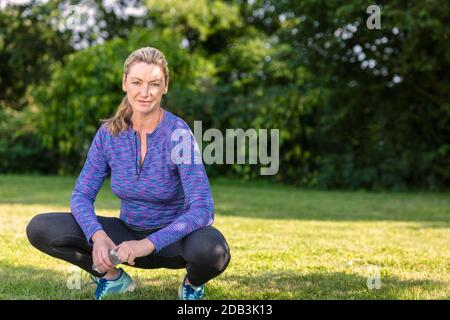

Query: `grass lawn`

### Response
(0, 174, 449, 300)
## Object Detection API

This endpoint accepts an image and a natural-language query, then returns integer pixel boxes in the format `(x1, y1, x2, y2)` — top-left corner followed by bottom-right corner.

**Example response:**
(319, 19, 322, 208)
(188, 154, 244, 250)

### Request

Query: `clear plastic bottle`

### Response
(92, 249, 122, 273)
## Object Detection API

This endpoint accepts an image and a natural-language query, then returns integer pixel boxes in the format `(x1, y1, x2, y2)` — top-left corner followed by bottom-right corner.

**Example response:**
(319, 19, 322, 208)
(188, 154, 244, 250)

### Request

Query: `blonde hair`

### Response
(101, 47, 170, 136)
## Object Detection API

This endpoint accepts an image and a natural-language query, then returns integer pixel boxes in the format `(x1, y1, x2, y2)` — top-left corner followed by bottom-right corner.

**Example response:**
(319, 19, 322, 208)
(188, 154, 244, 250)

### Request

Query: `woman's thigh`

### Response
(136, 226, 230, 269)
(131, 225, 230, 270)
(27, 212, 89, 251)
(26, 212, 137, 251)
(180, 225, 231, 266)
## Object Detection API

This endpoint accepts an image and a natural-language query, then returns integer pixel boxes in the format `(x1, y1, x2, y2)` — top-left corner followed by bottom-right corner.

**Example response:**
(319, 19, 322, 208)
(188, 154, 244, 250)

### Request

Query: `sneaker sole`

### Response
(126, 281, 137, 292)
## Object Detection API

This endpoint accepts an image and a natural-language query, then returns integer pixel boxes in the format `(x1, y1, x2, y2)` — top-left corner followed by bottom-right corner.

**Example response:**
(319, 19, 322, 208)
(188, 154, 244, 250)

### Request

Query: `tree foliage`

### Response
(1, 0, 449, 190)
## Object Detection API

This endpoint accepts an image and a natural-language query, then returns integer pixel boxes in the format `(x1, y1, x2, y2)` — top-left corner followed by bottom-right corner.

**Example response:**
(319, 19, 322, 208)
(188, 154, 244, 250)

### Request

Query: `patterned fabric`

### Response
(70, 109, 214, 252)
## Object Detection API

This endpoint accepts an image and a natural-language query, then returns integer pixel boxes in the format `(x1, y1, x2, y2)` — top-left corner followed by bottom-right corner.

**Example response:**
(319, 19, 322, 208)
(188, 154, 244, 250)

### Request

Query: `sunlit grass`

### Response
(0, 174, 449, 299)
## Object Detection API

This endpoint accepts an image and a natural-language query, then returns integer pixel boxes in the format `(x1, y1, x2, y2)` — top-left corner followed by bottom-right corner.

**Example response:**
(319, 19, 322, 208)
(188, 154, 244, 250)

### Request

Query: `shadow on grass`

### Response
(1, 174, 449, 224)
(0, 262, 181, 300)
(0, 263, 447, 300)
(214, 271, 448, 299)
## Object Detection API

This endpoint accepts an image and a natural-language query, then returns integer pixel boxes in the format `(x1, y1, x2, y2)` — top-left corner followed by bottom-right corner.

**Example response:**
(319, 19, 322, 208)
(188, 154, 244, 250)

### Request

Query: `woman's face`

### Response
(122, 62, 168, 115)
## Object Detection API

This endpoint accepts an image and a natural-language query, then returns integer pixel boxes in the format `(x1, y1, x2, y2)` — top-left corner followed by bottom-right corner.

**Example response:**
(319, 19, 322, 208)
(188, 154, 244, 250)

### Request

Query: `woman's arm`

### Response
(70, 125, 111, 244)
(146, 128, 214, 252)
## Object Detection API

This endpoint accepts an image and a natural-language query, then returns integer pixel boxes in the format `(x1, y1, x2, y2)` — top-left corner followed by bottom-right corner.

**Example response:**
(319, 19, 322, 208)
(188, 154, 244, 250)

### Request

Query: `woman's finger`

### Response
(92, 250, 101, 272)
(127, 254, 136, 266)
(115, 245, 123, 261)
(93, 248, 105, 273)
(117, 245, 130, 263)
(100, 249, 113, 270)
(97, 254, 108, 272)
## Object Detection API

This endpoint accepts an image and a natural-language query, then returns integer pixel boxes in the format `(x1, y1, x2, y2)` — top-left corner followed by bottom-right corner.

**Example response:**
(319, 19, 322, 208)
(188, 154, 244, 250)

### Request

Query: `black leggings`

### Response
(26, 212, 231, 287)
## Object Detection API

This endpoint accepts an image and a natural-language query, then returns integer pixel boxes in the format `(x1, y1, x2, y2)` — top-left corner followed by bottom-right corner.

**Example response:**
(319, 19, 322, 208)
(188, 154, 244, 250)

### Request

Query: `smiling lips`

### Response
(138, 100, 151, 104)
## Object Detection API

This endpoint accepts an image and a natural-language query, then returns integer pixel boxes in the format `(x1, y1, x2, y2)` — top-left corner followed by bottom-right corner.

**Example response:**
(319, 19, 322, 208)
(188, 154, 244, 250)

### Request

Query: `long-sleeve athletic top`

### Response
(70, 109, 214, 252)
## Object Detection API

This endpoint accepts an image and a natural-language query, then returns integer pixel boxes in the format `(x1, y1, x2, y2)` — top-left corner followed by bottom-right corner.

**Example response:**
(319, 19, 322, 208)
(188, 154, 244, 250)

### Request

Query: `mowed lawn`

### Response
(0, 174, 449, 300)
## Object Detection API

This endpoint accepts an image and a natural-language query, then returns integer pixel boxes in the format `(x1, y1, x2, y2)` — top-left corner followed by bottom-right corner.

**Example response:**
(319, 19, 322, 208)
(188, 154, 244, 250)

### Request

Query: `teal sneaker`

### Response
(178, 275, 205, 300)
(90, 268, 136, 300)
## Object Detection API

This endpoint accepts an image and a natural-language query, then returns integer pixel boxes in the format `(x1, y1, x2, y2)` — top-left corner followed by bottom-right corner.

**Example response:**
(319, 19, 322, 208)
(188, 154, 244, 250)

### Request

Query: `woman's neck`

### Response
(132, 106, 164, 134)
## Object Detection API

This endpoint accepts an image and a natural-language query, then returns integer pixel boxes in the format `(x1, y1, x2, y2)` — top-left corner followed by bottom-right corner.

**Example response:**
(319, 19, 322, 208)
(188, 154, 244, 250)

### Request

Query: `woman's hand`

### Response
(91, 230, 117, 273)
(114, 239, 155, 266)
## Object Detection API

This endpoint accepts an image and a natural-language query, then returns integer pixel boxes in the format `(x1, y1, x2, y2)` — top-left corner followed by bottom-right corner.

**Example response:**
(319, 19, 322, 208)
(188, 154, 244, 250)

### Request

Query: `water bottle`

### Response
(92, 249, 122, 273)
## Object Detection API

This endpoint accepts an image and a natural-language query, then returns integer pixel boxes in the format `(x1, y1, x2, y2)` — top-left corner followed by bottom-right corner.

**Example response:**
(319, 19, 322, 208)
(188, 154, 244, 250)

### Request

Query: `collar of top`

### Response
(126, 108, 169, 138)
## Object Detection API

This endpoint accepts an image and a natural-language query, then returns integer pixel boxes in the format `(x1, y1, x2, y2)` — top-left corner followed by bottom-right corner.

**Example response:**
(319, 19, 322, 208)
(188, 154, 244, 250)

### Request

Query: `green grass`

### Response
(0, 174, 449, 300)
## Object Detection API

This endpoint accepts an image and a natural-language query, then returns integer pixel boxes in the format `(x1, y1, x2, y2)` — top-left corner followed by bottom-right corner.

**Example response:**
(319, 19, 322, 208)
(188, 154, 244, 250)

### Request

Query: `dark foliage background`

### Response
(1, 0, 448, 191)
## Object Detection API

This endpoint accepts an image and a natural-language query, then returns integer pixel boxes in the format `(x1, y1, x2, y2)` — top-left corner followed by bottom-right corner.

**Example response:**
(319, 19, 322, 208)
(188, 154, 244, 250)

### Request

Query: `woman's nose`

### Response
(140, 85, 150, 97)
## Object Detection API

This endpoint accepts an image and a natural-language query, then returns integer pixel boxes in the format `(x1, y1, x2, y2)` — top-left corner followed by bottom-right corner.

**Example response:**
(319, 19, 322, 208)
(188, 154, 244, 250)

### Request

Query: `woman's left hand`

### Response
(114, 239, 155, 266)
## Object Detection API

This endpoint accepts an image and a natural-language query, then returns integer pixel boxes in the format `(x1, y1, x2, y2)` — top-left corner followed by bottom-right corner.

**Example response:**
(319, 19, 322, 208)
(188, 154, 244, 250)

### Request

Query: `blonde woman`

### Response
(26, 47, 231, 300)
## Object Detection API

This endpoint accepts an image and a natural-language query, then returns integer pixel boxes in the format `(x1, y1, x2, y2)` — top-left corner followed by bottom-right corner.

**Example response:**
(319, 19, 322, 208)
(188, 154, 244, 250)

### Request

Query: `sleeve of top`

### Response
(146, 127, 214, 252)
(70, 125, 111, 244)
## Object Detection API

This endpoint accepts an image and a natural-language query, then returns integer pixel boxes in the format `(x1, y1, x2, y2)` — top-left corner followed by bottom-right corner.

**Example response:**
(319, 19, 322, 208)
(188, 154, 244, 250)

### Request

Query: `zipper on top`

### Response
(135, 132, 149, 181)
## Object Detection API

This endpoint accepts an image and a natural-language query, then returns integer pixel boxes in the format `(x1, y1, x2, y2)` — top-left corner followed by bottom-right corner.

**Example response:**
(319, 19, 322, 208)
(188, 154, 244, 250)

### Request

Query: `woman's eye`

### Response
(132, 82, 140, 85)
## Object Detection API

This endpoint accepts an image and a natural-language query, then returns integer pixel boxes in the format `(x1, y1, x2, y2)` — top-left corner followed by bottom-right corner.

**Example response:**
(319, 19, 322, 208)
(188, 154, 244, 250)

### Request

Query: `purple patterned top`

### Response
(70, 109, 214, 252)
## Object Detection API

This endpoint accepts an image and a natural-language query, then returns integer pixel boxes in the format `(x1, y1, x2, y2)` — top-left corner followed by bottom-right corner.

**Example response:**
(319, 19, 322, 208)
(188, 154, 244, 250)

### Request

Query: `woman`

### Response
(26, 47, 231, 300)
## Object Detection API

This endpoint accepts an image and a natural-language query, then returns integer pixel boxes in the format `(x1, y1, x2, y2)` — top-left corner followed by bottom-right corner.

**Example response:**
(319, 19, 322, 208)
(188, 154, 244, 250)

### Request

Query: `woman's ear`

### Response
(122, 74, 127, 92)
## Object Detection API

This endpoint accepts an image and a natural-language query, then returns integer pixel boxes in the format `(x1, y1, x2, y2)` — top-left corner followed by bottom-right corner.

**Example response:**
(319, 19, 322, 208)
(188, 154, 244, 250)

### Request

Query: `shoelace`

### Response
(90, 276, 108, 299)
(183, 283, 203, 300)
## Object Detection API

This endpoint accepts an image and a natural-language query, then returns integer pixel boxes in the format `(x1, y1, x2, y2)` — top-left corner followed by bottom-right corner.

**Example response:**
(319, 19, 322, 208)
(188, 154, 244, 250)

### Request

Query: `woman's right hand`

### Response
(91, 230, 116, 273)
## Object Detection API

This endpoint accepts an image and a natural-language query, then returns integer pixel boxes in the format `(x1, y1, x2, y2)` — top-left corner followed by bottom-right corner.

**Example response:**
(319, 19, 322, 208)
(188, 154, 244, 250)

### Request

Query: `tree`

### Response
(0, 0, 73, 110)
(31, 27, 217, 174)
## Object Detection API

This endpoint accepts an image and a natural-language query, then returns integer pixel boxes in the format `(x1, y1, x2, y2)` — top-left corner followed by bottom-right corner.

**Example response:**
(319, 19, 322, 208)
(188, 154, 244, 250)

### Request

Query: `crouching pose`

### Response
(26, 47, 231, 300)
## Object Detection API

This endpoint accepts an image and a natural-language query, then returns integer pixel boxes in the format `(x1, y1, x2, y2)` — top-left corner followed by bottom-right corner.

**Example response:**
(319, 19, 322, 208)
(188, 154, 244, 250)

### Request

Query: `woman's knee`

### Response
(187, 229, 231, 273)
(210, 240, 231, 273)
(26, 213, 54, 249)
